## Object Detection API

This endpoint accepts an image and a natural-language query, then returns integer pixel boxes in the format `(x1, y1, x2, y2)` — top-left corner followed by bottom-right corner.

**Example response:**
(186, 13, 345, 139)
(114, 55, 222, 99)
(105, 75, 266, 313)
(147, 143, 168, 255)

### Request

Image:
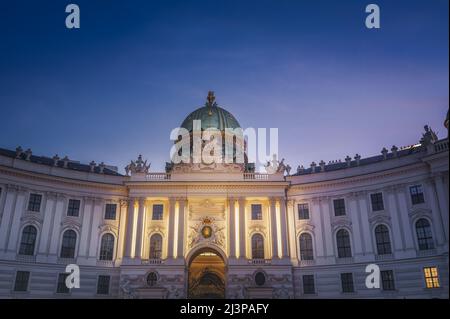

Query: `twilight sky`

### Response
(0, 0, 448, 173)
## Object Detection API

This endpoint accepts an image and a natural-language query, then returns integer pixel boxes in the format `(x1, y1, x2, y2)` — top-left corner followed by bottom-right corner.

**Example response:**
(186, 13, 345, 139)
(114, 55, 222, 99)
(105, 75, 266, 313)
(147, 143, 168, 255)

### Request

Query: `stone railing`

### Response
(146, 173, 171, 181)
(142, 258, 164, 265)
(248, 258, 271, 265)
(243, 173, 270, 180)
(434, 139, 449, 153)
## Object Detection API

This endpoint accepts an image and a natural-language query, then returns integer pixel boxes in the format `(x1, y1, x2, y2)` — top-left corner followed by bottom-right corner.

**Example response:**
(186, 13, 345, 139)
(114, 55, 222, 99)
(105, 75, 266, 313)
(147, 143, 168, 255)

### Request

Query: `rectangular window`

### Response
(340, 273, 354, 293)
(298, 203, 310, 220)
(333, 199, 346, 216)
(410, 185, 425, 205)
(424, 267, 440, 289)
(14, 271, 30, 292)
(302, 275, 315, 294)
(370, 193, 384, 211)
(27, 194, 42, 212)
(251, 204, 263, 220)
(67, 199, 81, 217)
(104, 203, 117, 220)
(97, 275, 110, 295)
(56, 273, 70, 294)
(381, 270, 395, 291)
(152, 204, 164, 220)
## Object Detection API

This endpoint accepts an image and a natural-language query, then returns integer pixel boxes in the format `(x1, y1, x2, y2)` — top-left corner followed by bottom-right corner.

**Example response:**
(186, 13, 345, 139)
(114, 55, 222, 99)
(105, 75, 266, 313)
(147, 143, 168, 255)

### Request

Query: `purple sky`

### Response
(0, 0, 448, 173)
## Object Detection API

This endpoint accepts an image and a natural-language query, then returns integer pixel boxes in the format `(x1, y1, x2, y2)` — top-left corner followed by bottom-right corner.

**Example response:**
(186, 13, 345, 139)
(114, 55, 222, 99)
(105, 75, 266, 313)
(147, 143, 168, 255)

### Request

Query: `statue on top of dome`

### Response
(205, 91, 218, 109)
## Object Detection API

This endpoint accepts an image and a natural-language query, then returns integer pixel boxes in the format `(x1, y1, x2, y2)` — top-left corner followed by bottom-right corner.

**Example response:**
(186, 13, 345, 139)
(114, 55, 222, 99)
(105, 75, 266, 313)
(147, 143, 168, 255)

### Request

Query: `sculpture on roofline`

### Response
(125, 154, 150, 175)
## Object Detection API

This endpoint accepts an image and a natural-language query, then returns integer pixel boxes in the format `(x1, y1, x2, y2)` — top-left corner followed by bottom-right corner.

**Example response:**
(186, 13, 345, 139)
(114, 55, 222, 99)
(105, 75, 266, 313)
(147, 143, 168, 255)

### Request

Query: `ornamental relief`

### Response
(98, 224, 118, 235)
(331, 216, 352, 231)
(187, 216, 225, 250)
(408, 207, 432, 220)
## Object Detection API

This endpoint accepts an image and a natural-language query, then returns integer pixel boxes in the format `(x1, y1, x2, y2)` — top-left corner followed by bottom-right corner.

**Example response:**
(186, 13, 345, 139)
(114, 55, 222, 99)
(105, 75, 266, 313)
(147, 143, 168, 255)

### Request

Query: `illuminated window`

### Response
(333, 199, 346, 216)
(410, 185, 425, 205)
(423, 267, 440, 288)
(152, 204, 164, 220)
(416, 219, 434, 250)
(298, 203, 309, 220)
(251, 204, 262, 220)
(299, 233, 314, 260)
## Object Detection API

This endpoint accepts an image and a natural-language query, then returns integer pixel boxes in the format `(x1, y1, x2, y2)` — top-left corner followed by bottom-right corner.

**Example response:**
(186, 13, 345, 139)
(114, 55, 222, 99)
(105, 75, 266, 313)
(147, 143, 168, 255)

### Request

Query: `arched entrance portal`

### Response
(188, 247, 226, 299)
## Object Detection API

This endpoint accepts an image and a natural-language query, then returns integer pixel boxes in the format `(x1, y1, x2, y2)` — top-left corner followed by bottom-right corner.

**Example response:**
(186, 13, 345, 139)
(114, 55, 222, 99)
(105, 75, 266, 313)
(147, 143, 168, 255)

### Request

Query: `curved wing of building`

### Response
(0, 95, 448, 299)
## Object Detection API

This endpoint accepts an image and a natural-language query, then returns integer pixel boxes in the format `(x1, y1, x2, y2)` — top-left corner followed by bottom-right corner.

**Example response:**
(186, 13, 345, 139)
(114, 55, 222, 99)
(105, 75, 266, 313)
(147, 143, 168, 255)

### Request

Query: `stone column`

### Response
(424, 179, 446, 246)
(269, 197, 278, 259)
(396, 186, 416, 251)
(228, 197, 236, 258)
(124, 198, 136, 258)
(286, 199, 298, 262)
(278, 197, 289, 258)
(167, 198, 176, 258)
(177, 198, 187, 259)
(385, 188, 405, 251)
(238, 197, 246, 259)
(5, 186, 27, 257)
(134, 198, 146, 259)
(433, 173, 449, 242)
(117, 200, 128, 260)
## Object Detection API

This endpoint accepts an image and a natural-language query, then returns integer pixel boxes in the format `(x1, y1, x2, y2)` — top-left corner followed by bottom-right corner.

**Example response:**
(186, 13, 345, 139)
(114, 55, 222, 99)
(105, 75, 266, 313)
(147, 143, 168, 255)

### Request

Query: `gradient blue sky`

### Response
(0, 0, 448, 172)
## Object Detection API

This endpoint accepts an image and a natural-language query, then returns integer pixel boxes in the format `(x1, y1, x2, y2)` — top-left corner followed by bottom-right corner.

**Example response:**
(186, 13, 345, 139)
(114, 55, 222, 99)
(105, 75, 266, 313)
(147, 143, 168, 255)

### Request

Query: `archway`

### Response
(187, 247, 226, 299)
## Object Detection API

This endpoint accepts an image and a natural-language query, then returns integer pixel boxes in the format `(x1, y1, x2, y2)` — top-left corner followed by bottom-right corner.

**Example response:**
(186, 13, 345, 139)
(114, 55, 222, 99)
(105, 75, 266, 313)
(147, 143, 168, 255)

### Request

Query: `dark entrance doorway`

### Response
(188, 249, 225, 299)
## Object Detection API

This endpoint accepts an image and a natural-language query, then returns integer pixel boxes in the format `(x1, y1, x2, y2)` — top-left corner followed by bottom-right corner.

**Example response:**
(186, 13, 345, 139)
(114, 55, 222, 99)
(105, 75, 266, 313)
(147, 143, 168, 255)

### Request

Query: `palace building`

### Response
(0, 95, 448, 299)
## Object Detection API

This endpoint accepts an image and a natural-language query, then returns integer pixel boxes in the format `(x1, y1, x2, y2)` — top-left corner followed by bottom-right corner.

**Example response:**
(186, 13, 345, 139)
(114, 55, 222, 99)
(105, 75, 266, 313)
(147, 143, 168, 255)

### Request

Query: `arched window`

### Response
(147, 272, 158, 286)
(19, 225, 37, 255)
(149, 234, 163, 259)
(251, 234, 264, 259)
(60, 230, 77, 259)
(375, 225, 392, 255)
(299, 233, 314, 260)
(254, 272, 266, 286)
(336, 229, 352, 258)
(416, 219, 434, 250)
(99, 233, 115, 261)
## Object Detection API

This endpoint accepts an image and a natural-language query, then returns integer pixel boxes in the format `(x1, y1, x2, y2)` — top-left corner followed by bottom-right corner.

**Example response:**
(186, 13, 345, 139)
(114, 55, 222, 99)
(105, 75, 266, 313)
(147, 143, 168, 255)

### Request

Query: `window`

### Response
(60, 230, 77, 259)
(340, 273, 354, 293)
(97, 275, 110, 295)
(104, 203, 117, 220)
(333, 199, 346, 216)
(56, 273, 69, 294)
(410, 185, 425, 205)
(381, 270, 395, 291)
(27, 193, 42, 212)
(254, 272, 266, 286)
(14, 271, 30, 292)
(19, 225, 37, 256)
(370, 193, 384, 211)
(147, 272, 158, 286)
(302, 275, 315, 294)
(375, 225, 392, 255)
(423, 267, 440, 288)
(298, 203, 309, 220)
(336, 229, 352, 258)
(416, 219, 434, 250)
(99, 233, 115, 261)
(152, 204, 164, 220)
(251, 204, 262, 220)
(67, 199, 80, 217)
(149, 234, 162, 259)
(299, 233, 314, 260)
(251, 234, 264, 259)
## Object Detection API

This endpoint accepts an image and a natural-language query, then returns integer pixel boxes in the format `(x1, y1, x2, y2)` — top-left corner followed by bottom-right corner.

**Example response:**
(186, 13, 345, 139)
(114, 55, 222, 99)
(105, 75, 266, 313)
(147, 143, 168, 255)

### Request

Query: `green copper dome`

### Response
(180, 92, 241, 132)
